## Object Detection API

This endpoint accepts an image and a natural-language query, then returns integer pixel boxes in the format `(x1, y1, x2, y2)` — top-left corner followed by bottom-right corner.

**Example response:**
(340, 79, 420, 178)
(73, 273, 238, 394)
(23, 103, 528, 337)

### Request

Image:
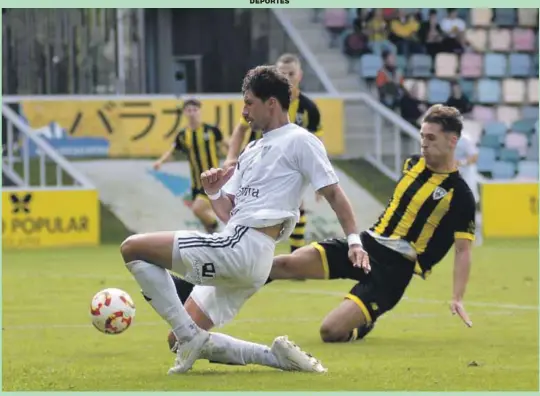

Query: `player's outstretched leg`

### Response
(181, 298, 327, 373)
(121, 232, 210, 374)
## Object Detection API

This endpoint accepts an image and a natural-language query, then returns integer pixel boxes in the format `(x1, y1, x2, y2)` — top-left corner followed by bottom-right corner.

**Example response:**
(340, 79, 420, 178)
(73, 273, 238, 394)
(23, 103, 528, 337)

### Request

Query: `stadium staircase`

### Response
(277, 9, 407, 162)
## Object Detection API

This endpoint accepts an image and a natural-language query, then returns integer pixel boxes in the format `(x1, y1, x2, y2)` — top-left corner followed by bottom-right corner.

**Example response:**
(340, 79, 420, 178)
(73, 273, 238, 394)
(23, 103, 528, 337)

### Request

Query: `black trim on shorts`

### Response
(176, 225, 249, 249)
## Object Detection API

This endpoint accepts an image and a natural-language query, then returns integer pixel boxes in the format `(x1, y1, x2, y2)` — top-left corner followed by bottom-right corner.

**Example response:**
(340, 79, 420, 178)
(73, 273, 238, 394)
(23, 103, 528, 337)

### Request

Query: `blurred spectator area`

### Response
(316, 8, 538, 181)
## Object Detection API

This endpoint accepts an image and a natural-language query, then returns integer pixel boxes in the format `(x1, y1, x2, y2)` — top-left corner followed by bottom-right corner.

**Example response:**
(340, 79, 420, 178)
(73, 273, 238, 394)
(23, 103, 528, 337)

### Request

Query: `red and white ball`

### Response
(90, 288, 136, 335)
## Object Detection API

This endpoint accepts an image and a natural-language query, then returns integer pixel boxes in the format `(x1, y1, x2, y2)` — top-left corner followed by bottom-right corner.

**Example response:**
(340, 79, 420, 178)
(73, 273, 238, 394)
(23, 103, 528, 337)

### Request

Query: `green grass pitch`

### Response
(2, 238, 538, 391)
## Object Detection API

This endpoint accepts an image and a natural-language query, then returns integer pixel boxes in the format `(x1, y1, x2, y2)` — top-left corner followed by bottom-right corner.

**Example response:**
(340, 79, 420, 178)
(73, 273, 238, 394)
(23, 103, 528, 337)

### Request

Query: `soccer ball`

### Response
(90, 288, 136, 335)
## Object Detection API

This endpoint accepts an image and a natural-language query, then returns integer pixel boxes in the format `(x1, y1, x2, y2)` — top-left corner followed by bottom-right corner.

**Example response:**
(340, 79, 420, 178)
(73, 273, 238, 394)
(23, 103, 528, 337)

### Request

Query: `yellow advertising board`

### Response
(20, 97, 344, 157)
(481, 182, 538, 238)
(2, 189, 100, 249)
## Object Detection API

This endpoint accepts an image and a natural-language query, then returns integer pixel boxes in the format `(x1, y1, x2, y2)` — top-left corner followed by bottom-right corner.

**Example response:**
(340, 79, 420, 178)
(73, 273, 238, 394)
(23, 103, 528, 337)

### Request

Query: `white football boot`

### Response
(167, 329, 210, 375)
(271, 335, 327, 373)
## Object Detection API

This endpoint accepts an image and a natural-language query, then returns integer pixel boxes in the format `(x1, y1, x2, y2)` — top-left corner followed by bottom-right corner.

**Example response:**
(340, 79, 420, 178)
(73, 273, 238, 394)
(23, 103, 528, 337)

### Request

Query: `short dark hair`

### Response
(241, 65, 292, 111)
(182, 99, 201, 109)
(422, 104, 463, 137)
(276, 53, 301, 67)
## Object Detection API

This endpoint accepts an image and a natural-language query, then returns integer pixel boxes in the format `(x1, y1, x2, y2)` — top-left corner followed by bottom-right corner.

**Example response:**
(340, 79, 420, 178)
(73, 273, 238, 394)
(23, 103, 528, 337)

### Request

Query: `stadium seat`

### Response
(488, 28, 512, 52)
(517, 160, 539, 180)
(459, 79, 476, 101)
(493, 8, 516, 27)
(492, 161, 516, 179)
(409, 54, 432, 78)
(484, 53, 507, 78)
(324, 8, 348, 29)
(499, 148, 521, 163)
(465, 29, 488, 52)
(511, 118, 537, 134)
(460, 53, 483, 78)
(477, 147, 497, 172)
(521, 106, 539, 120)
(463, 119, 483, 143)
(470, 8, 492, 27)
(414, 80, 427, 101)
(457, 8, 470, 22)
(403, 79, 427, 101)
(508, 53, 532, 77)
(473, 105, 496, 123)
(435, 53, 458, 78)
(527, 78, 538, 104)
(396, 55, 408, 75)
(502, 79, 526, 104)
(527, 146, 539, 161)
(484, 121, 508, 139)
(505, 132, 529, 157)
(517, 8, 539, 27)
(477, 79, 501, 104)
(481, 133, 503, 149)
(359, 54, 383, 78)
(496, 105, 521, 126)
(427, 79, 451, 103)
(512, 28, 535, 52)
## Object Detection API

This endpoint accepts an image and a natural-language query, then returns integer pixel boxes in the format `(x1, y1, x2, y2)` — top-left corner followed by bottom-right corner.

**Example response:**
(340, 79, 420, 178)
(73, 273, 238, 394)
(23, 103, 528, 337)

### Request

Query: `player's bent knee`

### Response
(120, 234, 144, 263)
(319, 323, 349, 343)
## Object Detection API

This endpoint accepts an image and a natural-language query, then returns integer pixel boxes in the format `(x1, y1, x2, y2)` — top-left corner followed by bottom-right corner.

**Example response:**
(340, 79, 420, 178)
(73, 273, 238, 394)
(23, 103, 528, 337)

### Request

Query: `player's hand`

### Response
(223, 158, 238, 170)
(153, 161, 162, 170)
(450, 299, 472, 327)
(349, 244, 371, 274)
(201, 167, 235, 195)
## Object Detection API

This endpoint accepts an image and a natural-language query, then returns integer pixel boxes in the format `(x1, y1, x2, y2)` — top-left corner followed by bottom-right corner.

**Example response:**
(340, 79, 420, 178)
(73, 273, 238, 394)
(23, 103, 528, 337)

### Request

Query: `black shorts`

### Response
(191, 188, 208, 202)
(312, 231, 415, 323)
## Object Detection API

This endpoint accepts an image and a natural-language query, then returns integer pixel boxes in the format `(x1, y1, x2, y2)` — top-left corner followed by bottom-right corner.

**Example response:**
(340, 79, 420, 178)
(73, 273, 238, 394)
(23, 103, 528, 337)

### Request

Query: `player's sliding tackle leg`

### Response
(122, 232, 325, 374)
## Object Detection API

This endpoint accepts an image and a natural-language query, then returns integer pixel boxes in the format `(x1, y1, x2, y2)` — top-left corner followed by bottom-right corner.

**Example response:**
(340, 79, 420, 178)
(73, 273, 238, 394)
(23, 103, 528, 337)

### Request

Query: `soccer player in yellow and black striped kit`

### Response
(153, 99, 226, 233)
(270, 105, 477, 342)
(224, 53, 323, 253)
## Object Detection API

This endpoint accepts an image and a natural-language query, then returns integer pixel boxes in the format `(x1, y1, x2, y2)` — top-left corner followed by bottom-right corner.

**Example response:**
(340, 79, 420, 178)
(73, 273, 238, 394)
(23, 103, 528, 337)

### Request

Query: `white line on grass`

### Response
(1, 310, 524, 331)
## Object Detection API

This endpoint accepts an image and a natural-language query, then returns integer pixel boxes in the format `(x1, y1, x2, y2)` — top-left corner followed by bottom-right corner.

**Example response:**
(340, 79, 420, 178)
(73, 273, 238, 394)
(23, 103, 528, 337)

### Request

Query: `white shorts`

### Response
(171, 223, 275, 327)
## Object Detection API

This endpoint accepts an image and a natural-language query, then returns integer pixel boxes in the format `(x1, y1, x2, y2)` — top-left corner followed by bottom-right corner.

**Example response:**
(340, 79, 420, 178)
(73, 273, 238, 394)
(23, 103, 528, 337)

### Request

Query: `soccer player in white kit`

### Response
(120, 65, 367, 375)
(455, 132, 482, 245)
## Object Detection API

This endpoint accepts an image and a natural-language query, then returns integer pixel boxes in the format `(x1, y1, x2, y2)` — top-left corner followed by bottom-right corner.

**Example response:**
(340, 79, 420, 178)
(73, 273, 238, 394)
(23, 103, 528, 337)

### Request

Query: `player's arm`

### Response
(295, 135, 360, 242)
(153, 138, 180, 170)
(450, 188, 476, 327)
(224, 120, 250, 167)
(318, 184, 358, 238)
(305, 101, 323, 139)
(202, 165, 240, 223)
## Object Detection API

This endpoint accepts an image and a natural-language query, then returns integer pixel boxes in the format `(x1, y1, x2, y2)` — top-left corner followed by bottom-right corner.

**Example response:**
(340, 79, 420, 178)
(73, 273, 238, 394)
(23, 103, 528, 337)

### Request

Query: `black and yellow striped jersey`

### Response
(370, 155, 476, 278)
(174, 123, 223, 189)
(241, 92, 323, 144)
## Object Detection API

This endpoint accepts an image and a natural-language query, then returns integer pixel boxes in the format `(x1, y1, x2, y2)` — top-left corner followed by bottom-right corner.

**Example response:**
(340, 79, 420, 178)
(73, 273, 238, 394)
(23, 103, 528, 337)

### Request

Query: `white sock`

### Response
(200, 332, 280, 369)
(126, 260, 199, 342)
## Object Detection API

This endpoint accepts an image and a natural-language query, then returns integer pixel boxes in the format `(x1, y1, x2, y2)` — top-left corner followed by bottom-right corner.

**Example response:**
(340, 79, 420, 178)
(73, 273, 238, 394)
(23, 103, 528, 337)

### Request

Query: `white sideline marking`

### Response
(1, 310, 524, 331)
(269, 288, 539, 311)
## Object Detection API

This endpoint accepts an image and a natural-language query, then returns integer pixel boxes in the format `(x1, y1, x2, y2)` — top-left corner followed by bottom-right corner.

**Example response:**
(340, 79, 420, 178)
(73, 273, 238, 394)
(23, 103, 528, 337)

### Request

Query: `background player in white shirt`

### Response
(120, 65, 367, 375)
(455, 131, 482, 245)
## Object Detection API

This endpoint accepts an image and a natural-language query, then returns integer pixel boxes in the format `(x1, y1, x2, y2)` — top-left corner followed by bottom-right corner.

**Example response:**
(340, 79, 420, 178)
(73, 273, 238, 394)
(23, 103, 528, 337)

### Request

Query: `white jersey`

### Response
(222, 123, 339, 242)
(455, 134, 479, 203)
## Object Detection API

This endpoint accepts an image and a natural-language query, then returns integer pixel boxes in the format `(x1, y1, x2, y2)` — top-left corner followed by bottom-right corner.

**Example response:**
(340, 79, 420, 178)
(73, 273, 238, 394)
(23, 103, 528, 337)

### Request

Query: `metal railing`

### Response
(2, 103, 95, 190)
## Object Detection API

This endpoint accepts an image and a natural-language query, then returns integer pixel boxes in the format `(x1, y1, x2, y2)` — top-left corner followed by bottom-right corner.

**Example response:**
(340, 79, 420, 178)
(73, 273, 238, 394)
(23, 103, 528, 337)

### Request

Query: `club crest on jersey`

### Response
(432, 187, 447, 200)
